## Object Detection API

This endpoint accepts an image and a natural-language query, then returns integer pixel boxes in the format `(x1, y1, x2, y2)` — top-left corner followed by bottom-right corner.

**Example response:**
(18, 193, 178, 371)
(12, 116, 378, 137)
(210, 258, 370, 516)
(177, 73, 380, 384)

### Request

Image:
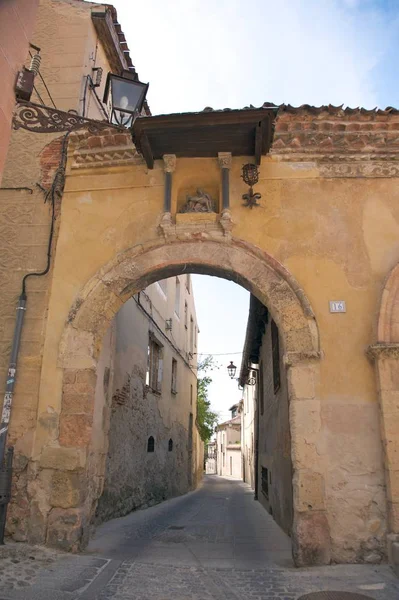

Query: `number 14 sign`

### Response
(329, 301, 346, 313)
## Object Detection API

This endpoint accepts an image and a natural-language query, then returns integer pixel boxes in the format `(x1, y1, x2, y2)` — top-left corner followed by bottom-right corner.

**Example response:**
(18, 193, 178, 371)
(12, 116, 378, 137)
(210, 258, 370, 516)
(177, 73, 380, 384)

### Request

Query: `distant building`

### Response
(0, 0, 202, 539)
(95, 275, 203, 522)
(239, 295, 293, 536)
(215, 405, 242, 479)
(205, 440, 217, 474)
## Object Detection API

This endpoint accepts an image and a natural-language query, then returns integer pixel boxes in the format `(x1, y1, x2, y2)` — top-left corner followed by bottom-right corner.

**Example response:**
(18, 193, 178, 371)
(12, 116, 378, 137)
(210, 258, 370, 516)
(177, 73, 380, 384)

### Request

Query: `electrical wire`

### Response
(87, 76, 109, 121)
(196, 351, 243, 356)
(29, 50, 57, 109)
(33, 85, 46, 107)
(21, 132, 70, 296)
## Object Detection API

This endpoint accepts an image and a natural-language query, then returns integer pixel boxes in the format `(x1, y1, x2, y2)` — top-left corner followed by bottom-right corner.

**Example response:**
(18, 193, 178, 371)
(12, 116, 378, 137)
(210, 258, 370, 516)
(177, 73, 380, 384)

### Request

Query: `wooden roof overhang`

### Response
(131, 107, 277, 169)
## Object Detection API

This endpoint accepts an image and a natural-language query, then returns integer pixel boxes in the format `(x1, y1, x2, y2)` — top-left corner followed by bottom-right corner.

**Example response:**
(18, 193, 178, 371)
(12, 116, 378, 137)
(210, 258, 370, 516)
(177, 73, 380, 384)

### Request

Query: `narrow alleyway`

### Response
(0, 477, 397, 599)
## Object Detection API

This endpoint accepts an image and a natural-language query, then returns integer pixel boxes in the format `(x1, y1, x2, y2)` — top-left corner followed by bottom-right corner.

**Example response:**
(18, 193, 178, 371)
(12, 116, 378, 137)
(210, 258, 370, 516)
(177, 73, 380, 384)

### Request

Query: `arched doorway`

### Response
(368, 262, 399, 560)
(46, 237, 327, 565)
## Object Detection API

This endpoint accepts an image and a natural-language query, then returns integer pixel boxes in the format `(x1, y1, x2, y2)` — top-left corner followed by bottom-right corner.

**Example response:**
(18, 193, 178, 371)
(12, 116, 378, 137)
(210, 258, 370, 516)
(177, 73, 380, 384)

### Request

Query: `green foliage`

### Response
(196, 356, 219, 443)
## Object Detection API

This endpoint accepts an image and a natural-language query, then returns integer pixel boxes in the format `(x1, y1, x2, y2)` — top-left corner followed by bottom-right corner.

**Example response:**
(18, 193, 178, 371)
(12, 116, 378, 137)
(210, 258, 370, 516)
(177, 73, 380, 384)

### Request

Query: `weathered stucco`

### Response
(95, 285, 201, 524)
(257, 319, 294, 539)
(1, 100, 399, 568)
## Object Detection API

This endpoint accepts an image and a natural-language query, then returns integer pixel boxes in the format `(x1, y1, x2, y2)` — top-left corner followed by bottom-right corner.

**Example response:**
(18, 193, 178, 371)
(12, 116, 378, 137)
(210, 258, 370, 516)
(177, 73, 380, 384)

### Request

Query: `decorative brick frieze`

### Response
(272, 107, 399, 161)
(69, 128, 141, 169)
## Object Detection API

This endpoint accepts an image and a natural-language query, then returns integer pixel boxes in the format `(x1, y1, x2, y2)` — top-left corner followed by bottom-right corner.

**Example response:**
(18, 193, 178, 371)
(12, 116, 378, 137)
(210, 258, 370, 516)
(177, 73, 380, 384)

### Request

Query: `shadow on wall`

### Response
(94, 362, 192, 524)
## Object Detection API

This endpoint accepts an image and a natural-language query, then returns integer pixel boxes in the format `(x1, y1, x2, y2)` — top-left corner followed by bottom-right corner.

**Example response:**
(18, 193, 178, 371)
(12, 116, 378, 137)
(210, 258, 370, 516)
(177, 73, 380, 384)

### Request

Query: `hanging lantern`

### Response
(103, 70, 149, 128)
(227, 361, 237, 379)
(241, 163, 261, 209)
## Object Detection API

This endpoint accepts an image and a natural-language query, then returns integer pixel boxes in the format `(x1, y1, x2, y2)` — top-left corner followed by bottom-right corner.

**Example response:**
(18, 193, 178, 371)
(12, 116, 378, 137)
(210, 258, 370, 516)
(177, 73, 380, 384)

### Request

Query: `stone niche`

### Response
(173, 162, 221, 217)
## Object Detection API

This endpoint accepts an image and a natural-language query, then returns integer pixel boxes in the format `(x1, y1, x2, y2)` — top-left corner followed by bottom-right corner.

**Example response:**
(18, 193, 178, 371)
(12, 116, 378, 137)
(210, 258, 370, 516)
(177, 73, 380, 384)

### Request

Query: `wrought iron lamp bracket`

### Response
(242, 187, 261, 209)
(12, 100, 123, 134)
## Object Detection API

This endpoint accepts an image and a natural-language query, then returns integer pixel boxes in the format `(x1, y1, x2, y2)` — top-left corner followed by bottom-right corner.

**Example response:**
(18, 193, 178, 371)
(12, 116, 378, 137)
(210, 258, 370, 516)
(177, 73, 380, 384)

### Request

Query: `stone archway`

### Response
(47, 237, 327, 565)
(368, 262, 399, 559)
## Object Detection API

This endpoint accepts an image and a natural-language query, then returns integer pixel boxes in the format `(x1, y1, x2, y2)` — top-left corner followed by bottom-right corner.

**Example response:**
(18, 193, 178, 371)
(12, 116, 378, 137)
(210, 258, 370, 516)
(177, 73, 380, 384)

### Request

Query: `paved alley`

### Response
(0, 476, 397, 599)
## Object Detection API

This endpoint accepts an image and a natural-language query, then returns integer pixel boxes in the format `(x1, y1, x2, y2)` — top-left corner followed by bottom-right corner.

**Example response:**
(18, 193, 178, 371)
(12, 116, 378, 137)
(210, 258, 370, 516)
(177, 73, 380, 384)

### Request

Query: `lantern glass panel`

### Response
(112, 77, 146, 113)
(242, 163, 259, 187)
(227, 362, 237, 379)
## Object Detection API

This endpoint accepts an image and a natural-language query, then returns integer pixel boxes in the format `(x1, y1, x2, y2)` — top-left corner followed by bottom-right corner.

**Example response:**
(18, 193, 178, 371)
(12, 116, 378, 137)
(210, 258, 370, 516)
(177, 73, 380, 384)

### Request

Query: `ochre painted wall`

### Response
(25, 109, 399, 563)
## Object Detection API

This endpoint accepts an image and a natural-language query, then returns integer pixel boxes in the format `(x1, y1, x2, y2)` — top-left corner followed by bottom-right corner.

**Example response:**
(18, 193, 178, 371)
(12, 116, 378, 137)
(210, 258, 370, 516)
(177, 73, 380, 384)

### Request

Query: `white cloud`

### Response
(105, 0, 395, 113)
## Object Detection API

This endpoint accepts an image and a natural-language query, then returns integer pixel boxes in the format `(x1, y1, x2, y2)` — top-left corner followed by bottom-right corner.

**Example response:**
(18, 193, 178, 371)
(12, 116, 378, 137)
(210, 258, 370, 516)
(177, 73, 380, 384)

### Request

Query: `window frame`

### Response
(146, 333, 163, 394)
(171, 357, 177, 394)
(261, 466, 269, 499)
(174, 277, 181, 317)
(156, 279, 167, 297)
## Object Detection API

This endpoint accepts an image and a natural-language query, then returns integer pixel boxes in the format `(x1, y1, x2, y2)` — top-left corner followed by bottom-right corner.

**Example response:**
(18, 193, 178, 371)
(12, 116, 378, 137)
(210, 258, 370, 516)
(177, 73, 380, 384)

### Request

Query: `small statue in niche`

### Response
(179, 189, 215, 213)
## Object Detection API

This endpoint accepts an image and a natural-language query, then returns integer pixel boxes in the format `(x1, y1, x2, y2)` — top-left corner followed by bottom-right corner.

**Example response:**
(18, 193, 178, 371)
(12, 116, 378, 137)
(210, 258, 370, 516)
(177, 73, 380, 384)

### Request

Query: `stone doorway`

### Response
(37, 237, 327, 566)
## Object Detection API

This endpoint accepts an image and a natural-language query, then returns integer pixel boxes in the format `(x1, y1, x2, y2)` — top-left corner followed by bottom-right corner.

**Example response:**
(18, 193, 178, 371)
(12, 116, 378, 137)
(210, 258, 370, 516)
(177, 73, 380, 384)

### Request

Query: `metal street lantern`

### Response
(227, 361, 237, 379)
(103, 70, 149, 128)
(241, 163, 259, 187)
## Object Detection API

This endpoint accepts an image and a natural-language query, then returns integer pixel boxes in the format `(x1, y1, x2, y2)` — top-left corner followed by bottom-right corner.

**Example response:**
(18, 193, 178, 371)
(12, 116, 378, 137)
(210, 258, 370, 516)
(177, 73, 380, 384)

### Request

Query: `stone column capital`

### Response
(366, 343, 399, 361)
(163, 154, 176, 173)
(218, 152, 232, 169)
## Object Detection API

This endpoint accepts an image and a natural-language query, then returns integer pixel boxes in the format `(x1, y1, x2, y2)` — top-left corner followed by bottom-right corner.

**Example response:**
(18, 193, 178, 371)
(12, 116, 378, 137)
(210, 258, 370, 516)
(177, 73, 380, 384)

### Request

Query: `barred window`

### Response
(261, 466, 269, 498)
(171, 358, 177, 394)
(271, 320, 281, 394)
(259, 361, 264, 415)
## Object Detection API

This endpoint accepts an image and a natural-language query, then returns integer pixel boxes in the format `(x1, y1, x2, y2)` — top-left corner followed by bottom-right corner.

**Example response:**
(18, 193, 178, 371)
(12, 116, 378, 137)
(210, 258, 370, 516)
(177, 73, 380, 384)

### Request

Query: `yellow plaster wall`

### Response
(32, 152, 399, 560)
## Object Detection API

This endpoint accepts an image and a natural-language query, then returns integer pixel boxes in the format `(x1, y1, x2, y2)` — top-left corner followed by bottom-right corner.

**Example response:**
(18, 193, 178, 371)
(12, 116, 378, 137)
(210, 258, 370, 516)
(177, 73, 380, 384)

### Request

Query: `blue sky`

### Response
(107, 0, 399, 114)
(100, 0, 399, 421)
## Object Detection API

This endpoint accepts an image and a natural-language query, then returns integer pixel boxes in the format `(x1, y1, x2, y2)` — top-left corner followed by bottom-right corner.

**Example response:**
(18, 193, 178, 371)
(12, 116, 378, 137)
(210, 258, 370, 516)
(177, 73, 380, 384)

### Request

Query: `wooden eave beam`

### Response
(133, 108, 276, 136)
(139, 131, 154, 169)
(91, 7, 128, 75)
(254, 121, 263, 165)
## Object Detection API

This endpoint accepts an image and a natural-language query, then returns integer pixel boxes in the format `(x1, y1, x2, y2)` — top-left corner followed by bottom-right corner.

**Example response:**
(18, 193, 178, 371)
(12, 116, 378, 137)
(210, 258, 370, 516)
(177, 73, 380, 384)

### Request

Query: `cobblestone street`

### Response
(0, 477, 397, 599)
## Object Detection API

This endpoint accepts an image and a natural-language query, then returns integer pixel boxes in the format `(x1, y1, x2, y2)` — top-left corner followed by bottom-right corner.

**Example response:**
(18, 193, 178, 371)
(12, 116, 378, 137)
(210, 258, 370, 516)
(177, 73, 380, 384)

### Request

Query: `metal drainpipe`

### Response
(0, 292, 26, 542)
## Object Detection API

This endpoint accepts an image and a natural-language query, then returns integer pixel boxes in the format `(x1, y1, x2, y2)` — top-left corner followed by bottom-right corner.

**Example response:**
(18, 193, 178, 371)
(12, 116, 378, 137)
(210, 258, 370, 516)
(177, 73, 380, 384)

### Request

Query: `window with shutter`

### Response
(147, 334, 163, 393)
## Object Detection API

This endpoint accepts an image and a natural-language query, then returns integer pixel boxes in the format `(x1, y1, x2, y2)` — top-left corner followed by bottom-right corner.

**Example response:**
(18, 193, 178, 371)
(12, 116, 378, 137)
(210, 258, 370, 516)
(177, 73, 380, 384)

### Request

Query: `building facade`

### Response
(0, 0, 202, 546)
(94, 275, 202, 524)
(0, 0, 39, 184)
(240, 295, 293, 537)
(241, 387, 255, 490)
(216, 407, 242, 479)
(205, 441, 217, 474)
(1, 0, 399, 572)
